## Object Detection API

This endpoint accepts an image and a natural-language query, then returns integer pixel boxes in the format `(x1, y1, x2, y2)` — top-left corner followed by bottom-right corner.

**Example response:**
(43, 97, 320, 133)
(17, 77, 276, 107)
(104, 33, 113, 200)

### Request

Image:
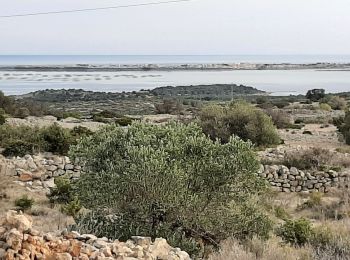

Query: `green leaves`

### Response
(70, 122, 271, 256)
(199, 101, 281, 147)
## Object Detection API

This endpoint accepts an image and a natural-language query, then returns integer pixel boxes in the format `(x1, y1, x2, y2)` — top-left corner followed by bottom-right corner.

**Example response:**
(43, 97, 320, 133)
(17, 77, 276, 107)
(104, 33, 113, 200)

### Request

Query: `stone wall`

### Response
(1, 154, 350, 194)
(0, 154, 82, 192)
(0, 210, 190, 260)
(258, 164, 350, 193)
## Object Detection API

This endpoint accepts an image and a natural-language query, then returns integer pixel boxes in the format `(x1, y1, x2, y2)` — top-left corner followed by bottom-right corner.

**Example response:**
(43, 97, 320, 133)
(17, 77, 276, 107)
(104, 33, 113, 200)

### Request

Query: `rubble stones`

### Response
(0, 211, 191, 260)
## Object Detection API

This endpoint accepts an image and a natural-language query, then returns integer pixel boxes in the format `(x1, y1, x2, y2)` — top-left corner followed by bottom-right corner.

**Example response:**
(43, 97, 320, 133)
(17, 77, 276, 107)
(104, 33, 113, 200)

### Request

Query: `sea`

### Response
(0, 55, 350, 96)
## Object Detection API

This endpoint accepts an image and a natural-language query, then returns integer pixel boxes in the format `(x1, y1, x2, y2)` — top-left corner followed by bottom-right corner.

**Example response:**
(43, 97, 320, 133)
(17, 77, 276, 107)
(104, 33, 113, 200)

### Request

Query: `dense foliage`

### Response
(199, 102, 281, 147)
(70, 123, 271, 256)
(0, 124, 92, 156)
(0, 91, 49, 117)
(151, 84, 264, 100)
(306, 89, 326, 102)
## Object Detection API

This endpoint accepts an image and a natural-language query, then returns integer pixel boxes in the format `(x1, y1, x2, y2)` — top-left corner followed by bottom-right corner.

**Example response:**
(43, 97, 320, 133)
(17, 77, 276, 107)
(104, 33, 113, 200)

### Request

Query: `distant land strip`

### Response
(1, 63, 350, 72)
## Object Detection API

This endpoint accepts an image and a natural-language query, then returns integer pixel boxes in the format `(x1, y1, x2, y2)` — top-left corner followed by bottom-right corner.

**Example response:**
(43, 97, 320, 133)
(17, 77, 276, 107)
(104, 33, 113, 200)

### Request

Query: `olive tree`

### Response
(70, 122, 271, 256)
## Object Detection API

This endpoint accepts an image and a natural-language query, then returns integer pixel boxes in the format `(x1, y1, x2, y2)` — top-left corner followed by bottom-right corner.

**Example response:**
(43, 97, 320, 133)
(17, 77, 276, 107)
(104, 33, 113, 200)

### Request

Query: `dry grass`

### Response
(0, 175, 74, 233)
(209, 237, 312, 260)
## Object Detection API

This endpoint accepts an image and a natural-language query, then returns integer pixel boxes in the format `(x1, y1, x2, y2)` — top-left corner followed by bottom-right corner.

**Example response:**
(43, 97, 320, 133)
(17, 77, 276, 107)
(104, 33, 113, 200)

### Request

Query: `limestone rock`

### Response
(6, 211, 33, 231)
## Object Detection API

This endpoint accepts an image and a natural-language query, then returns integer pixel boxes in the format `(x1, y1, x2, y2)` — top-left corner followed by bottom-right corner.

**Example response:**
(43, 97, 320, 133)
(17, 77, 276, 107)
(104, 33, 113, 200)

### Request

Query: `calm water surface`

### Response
(0, 55, 349, 95)
(0, 69, 349, 96)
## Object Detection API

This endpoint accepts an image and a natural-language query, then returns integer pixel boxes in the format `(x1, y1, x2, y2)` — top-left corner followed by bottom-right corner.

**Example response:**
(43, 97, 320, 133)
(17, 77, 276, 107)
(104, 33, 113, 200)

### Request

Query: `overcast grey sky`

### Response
(0, 0, 349, 55)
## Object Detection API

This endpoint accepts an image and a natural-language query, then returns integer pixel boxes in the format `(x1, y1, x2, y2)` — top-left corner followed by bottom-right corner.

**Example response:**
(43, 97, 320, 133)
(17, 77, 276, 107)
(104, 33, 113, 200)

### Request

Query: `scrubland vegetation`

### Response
(1, 87, 350, 259)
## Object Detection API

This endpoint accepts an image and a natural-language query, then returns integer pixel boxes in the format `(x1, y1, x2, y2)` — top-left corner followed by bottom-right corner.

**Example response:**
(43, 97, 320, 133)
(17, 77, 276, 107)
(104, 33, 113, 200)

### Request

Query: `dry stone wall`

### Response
(0, 211, 190, 260)
(1, 154, 350, 194)
(258, 165, 350, 193)
(0, 154, 82, 192)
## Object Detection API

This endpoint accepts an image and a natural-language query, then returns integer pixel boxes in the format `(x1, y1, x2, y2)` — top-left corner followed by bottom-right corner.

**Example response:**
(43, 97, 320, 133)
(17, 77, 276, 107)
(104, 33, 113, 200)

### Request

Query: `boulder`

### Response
(6, 211, 33, 231)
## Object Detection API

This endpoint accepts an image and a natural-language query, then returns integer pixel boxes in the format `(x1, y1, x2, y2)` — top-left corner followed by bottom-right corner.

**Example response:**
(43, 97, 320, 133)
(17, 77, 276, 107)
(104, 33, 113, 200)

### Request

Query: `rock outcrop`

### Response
(0, 211, 190, 260)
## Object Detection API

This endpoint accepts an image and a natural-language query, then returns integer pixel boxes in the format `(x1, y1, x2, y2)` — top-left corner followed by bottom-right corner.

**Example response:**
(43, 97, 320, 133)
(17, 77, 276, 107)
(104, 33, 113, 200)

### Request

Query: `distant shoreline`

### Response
(1, 63, 350, 72)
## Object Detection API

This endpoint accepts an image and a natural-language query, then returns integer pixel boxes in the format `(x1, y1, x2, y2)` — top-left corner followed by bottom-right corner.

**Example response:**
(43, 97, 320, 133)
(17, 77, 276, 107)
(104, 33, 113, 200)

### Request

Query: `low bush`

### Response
(283, 148, 334, 170)
(200, 101, 280, 147)
(319, 103, 332, 111)
(300, 192, 323, 209)
(265, 109, 291, 129)
(276, 218, 313, 246)
(15, 195, 34, 211)
(70, 126, 93, 138)
(326, 96, 347, 110)
(47, 177, 75, 204)
(274, 206, 290, 220)
(155, 99, 183, 114)
(2, 140, 34, 157)
(61, 197, 82, 217)
(115, 116, 134, 126)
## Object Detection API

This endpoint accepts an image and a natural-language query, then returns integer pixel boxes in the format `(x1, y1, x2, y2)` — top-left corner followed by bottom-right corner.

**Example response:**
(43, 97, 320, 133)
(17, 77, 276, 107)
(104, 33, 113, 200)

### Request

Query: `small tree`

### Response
(70, 123, 271, 256)
(306, 89, 326, 102)
(199, 101, 280, 147)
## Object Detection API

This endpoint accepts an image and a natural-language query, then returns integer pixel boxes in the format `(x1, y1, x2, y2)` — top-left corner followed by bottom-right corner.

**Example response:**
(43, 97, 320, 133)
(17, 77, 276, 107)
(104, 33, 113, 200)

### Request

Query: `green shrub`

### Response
(47, 177, 74, 204)
(319, 103, 332, 111)
(301, 192, 323, 209)
(70, 126, 93, 138)
(271, 100, 290, 109)
(0, 124, 83, 156)
(155, 99, 183, 114)
(306, 89, 325, 102)
(61, 197, 82, 217)
(199, 101, 280, 147)
(2, 140, 34, 157)
(15, 107, 30, 119)
(283, 147, 333, 170)
(40, 123, 73, 155)
(0, 125, 42, 152)
(115, 117, 134, 126)
(15, 195, 34, 211)
(277, 218, 313, 246)
(265, 109, 291, 129)
(274, 206, 290, 220)
(70, 122, 272, 257)
(326, 96, 347, 110)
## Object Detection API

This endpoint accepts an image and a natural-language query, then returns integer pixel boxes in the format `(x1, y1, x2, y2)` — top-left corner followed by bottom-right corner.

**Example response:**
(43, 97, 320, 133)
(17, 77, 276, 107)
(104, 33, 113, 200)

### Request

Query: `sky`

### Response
(0, 0, 350, 55)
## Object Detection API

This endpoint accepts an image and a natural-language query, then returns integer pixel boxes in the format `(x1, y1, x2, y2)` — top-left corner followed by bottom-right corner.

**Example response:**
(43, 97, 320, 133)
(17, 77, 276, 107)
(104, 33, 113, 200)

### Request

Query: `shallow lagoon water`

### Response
(0, 69, 349, 96)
